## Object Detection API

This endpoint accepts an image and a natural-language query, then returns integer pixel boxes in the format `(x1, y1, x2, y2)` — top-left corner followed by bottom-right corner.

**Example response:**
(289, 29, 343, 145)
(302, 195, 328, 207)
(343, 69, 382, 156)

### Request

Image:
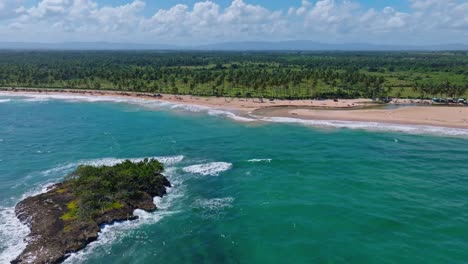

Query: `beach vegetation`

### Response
(61, 158, 165, 220)
(0, 51, 467, 99)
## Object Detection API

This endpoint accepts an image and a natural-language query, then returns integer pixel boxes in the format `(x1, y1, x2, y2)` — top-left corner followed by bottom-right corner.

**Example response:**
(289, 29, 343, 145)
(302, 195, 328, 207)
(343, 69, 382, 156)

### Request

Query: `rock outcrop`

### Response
(12, 171, 170, 264)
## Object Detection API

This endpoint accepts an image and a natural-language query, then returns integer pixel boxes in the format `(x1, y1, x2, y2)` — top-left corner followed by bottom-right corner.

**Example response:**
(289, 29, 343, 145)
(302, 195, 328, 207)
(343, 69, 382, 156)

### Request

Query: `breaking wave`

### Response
(3, 91, 468, 137)
(0, 183, 56, 263)
(256, 116, 468, 137)
(0, 155, 185, 264)
(62, 161, 184, 264)
(63, 180, 182, 264)
(40, 155, 184, 177)
(208, 109, 256, 122)
(182, 162, 232, 176)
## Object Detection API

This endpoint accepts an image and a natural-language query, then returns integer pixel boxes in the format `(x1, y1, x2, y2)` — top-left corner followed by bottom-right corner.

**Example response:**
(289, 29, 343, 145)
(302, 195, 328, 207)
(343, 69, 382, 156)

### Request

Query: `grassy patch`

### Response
(60, 200, 78, 221)
(107, 201, 124, 210)
(55, 188, 67, 193)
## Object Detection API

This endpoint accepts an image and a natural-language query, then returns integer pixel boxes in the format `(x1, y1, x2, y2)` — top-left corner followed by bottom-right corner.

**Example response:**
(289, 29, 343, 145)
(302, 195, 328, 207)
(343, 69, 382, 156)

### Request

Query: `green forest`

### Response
(63, 159, 167, 220)
(1, 51, 467, 99)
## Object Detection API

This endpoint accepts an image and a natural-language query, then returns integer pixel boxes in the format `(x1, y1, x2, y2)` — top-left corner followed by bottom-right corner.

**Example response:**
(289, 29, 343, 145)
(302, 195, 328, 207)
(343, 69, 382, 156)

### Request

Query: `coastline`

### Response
(1, 87, 468, 130)
(0, 87, 376, 111)
(253, 106, 468, 130)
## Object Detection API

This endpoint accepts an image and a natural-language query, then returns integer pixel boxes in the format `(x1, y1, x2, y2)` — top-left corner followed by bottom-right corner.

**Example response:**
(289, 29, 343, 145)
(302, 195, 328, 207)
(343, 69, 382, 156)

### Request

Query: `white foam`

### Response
(4, 91, 467, 137)
(62, 211, 176, 264)
(0, 92, 256, 123)
(0, 99, 11, 103)
(170, 103, 256, 122)
(23, 97, 51, 102)
(256, 116, 468, 137)
(192, 197, 234, 211)
(0, 183, 55, 263)
(62, 167, 182, 264)
(182, 162, 232, 176)
(248, 159, 272, 163)
(170, 103, 210, 112)
(1, 160, 184, 264)
(0, 207, 30, 263)
(0, 92, 140, 104)
(0, 155, 183, 262)
(40, 155, 184, 177)
(208, 109, 256, 122)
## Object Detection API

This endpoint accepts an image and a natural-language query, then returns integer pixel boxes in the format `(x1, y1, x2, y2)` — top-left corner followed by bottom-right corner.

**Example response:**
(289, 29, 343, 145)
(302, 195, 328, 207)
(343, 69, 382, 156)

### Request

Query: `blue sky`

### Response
(20, 0, 413, 16)
(1, 0, 467, 45)
(101, 0, 411, 12)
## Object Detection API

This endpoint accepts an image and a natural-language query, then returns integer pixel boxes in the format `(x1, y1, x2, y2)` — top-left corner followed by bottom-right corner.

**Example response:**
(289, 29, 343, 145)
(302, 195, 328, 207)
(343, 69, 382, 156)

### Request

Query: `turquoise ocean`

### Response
(1, 93, 468, 264)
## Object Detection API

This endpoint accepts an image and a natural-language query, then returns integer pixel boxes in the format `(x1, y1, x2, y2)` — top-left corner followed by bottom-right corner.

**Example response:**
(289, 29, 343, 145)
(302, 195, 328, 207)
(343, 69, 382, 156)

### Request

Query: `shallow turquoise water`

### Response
(1, 96, 468, 263)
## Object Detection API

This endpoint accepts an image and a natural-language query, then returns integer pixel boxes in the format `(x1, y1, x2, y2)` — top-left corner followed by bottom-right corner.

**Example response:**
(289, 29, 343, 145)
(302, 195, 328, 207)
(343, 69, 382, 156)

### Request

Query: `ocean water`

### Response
(1, 94, 468, 264)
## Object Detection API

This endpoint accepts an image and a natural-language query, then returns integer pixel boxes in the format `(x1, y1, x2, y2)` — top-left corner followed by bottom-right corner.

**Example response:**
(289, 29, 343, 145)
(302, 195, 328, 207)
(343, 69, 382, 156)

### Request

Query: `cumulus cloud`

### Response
(0, 0, 467, 44)
(142, 0, 285, 41)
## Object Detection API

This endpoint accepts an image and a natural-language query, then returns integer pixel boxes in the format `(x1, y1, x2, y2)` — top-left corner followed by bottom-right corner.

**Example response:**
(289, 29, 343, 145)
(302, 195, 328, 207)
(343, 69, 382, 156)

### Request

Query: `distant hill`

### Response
(0, 41, 467, 51)
(195, 41, 468, 51)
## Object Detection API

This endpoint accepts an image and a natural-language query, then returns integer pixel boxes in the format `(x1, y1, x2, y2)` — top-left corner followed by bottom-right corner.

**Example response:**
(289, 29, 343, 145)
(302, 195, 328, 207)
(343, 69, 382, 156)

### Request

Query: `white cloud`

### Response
(0, 0, 467, 44)
(142, 0, 285, 42)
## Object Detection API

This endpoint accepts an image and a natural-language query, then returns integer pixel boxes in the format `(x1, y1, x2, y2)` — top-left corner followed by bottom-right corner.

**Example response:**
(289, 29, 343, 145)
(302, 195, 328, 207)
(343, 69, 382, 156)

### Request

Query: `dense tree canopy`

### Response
(0, 51, 467, 99)
(64, 159, 166, 219)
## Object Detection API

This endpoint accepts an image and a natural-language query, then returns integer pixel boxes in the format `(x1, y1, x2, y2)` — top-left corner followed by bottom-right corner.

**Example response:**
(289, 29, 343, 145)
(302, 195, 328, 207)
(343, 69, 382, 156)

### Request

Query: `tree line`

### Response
(0, 51, 467, 99)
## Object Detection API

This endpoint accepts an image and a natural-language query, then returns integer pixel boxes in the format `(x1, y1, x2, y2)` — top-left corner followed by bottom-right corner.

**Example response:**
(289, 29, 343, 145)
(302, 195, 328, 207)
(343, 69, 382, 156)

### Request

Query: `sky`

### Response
(0, 0, 467, 45)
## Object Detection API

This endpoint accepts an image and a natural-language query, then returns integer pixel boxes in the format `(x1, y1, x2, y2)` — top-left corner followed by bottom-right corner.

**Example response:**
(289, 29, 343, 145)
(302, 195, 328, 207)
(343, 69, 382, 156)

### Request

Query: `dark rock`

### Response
(12, 174, 170, 264)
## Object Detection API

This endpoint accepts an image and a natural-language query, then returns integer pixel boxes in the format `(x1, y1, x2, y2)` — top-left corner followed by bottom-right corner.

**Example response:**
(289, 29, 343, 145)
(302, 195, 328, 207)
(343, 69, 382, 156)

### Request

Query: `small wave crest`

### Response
(182, 162, 232, 176)
(22, 97, 51, 102)
(170, 104, 256, 122)
(5, 92, 467, 137)
(0, 99, 11, 103)
(170, 103, 209, 112)
(208, 109, 256, 122)
(1, 92, 257, 123)
(247, 159, 272, 163)
(257, 116, 468, 137)
(192, 197, 234, 219)
(192, 197, 234, 211)
(41, 155, 184, 177)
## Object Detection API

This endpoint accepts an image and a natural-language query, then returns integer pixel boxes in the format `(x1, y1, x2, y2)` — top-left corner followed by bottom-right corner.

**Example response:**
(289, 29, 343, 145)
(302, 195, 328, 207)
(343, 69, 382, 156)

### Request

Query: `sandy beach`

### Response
(1, 88, 467, 130)
(0, 88, 375, 110)
(254, 106, 468, 129)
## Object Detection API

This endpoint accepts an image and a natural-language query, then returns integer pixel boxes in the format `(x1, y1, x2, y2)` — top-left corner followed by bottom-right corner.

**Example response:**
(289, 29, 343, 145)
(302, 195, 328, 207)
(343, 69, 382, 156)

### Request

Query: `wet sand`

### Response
(253, 105, 468, 129)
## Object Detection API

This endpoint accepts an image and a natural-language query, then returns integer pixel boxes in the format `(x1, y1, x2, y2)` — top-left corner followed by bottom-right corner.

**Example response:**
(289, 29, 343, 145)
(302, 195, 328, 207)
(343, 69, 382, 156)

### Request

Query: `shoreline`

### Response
(0, 87, 377, 111)
(252, 106, 468, 130)
(1, 87, 468, 131)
